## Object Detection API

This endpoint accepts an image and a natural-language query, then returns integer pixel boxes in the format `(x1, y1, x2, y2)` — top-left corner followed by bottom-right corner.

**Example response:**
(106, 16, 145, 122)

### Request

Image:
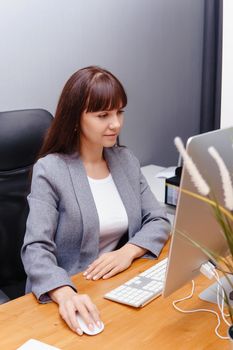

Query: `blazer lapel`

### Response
(64, 154, 100, 264)
(104, 148, 140, 236)
(64, 148, 140, 264)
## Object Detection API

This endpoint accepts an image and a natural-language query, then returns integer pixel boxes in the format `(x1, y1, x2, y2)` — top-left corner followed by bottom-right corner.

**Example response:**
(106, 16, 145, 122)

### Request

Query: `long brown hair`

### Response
(38, 66, 127, 158)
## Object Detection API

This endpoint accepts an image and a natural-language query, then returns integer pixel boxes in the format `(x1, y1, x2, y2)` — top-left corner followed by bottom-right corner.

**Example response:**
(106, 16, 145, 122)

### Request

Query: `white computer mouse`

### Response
(76, 314, 104, 336)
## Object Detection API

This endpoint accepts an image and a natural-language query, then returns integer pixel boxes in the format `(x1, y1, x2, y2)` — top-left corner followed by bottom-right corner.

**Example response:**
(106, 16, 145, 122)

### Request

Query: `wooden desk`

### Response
(0, 244, 229, 350)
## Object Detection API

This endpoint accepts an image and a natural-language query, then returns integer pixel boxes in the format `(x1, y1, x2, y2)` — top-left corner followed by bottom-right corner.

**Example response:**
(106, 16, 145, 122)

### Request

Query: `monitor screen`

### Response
(163, 126, 233, 299)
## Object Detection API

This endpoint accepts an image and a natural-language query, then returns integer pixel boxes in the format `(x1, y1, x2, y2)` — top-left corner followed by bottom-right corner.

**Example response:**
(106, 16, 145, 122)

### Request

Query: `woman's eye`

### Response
(118, 110, 124, 115)
(98, 113, 108, 119)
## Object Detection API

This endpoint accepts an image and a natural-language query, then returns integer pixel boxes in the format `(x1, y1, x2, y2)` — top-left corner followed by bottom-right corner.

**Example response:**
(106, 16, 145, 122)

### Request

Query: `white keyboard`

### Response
(104, 258, 168, 308)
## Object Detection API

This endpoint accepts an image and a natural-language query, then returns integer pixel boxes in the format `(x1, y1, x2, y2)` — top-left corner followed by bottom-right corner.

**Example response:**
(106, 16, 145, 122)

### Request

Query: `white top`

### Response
(88, 174, 128, 255)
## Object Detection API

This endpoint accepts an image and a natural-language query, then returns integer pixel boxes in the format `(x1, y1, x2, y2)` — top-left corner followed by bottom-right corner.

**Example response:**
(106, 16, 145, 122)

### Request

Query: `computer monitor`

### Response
(163, 126, 233, 301)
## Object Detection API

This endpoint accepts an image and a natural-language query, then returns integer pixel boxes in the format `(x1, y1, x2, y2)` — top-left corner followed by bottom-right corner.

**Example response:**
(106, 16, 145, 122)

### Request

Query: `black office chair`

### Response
(0, 109, 53, 303)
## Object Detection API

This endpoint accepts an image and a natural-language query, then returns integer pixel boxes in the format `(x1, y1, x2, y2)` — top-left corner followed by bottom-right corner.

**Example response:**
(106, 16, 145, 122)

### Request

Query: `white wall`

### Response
(0, 0, 204, 166)
(221, 0, 233, 128)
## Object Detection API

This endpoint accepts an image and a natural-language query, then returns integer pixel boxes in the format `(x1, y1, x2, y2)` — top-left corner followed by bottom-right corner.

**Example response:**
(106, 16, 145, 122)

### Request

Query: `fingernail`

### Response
(77, 328, 83, 335)
(88, 323, 94, 331)
(93, 276, 97, 280)
(83, 271, 87, 276)
(97, 321, 102, 328)
(86, 275, 91, 279)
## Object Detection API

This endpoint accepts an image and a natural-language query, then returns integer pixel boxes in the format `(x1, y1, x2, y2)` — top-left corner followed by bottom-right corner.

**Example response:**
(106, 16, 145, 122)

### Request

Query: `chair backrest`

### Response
(0, 109, 53, 298)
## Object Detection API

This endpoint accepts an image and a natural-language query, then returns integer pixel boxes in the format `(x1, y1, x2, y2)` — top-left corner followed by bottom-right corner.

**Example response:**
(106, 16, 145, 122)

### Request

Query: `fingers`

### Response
(83, 253, 117, 280)
(66, 300, 83, 335)
(76, 295, 101, 327)
(85, 262, 113, 280)
(83, 250, 132, 280)
(59, 302, 80, 334)
(83, 255, 106, 277)
(58, 294, 102, 336)
(84, 262, 123, 280)
(102, 266, 122, 279)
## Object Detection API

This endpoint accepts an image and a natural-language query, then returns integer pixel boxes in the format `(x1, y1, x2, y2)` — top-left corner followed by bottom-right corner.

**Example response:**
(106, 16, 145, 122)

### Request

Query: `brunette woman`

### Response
(21, 66, 170, 335)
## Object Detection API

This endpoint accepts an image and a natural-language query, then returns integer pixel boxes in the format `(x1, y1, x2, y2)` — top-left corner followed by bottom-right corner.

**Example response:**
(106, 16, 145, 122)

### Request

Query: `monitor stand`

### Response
(199, 275, 233, 306)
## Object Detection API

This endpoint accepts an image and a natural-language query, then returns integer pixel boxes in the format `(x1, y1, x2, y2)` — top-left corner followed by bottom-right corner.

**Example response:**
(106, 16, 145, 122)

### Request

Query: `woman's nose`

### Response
(109, 114, 121, 129)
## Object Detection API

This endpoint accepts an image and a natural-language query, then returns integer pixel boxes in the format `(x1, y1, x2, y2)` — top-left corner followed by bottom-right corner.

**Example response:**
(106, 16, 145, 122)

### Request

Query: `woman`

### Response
(21, 66, 170, 335)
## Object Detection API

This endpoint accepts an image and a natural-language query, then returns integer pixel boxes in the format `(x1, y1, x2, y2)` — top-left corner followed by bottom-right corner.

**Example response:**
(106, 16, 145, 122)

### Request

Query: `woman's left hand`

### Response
(83, 243, 147, 280)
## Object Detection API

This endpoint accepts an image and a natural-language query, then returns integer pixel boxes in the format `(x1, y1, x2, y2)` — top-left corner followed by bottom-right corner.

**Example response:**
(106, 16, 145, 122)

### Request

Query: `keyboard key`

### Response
(104, 258, 168, 307)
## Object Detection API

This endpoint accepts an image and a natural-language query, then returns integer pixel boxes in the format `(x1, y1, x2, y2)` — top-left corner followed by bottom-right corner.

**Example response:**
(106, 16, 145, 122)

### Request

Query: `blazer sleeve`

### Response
(127, 162, 171, 258)
(21, 158, 77, 303)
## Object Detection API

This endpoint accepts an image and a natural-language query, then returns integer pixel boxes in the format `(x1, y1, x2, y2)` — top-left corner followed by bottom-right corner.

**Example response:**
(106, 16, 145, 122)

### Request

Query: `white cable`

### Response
(172, 280, 229, 340)
(200, 261, 232, 325)
(214, 269, 231, 326)
(216, 281, 230, 325)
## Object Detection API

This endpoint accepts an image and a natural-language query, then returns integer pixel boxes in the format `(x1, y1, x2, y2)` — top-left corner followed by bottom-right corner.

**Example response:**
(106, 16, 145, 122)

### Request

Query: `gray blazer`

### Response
(21, 146, 170, 302)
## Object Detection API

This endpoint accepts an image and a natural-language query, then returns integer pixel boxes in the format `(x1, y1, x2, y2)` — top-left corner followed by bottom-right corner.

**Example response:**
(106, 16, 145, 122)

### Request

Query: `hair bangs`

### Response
(86, 74, 127, 112)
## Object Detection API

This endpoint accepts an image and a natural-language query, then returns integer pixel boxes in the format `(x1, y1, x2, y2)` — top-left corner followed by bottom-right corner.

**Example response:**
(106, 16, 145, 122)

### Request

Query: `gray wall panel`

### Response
(0, 0, 204, 166)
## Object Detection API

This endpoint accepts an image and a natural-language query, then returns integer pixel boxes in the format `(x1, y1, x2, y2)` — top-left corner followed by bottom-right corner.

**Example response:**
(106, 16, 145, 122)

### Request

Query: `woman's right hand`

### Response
(49, 286, 102, 335)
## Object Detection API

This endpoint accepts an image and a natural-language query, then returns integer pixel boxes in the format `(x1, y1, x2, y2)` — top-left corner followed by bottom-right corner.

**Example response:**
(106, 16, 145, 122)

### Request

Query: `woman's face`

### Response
(79, 108, 124, 149)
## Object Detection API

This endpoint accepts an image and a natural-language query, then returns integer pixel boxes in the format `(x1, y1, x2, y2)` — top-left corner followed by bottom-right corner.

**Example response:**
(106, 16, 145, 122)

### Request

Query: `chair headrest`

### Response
(0, 109, 53, 171)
